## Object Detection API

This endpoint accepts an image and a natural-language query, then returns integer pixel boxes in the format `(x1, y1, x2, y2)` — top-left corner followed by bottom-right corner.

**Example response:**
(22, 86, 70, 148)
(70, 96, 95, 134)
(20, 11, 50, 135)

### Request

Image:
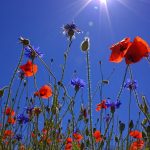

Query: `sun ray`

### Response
(73, 0, 92, 18)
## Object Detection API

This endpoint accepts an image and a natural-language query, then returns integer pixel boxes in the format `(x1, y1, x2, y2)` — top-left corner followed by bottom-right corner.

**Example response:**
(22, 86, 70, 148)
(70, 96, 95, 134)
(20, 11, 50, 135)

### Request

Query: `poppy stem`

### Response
(1, 45, 25, 135)
(128, 66, 150, 124)
(86, 51, 95, 150)
(117, 65, 129, 100)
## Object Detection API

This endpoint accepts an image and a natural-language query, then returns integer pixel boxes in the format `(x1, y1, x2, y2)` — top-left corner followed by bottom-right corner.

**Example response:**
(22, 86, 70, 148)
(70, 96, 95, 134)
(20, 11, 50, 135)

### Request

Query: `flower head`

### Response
(19, 60, 38, 77)
(24, 46, 43, 60)
(5, 107, 15, 116)
(129, 130, 142, 139)
(71, 77, 85, 91)
(65, 137, 73, 150)
(33, 107, 42, 116)
(24, 106, 34, 115)
(105, 99, 121, 109)
(130, 140, 144, 150)
(73, 132, 83, 142)
(125, 36, 150, 64)
(14, 134, 22, 141)
(63, 22, 81, 40)
(93, 130, 103, 142)
(34, 85, 52, 99)
(109, 37, 132, 63)
(96, 100, 107, 111)
(124, 79, 138, 90)
(104, 114, 110, 123)
(17, 114, 30, 124)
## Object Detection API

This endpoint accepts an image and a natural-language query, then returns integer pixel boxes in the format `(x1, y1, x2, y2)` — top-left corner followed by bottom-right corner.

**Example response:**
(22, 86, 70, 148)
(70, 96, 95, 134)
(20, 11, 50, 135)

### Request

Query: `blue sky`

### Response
(0, 0, 150, 130)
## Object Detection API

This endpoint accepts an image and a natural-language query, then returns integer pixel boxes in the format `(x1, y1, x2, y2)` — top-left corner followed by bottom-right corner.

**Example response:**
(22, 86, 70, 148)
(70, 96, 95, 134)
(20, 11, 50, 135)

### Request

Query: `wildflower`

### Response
(104, 114, 110, 123)
(73, 133, 83, 142)
(3, 130, 14, 140)
(24, 106, 34, 115)
(93, 130, 103, 142)
(7, 117, 16, 124)
(96, 100, 107, 111)
(65, 137, 73, 150)
(33, 107, 42, 116)
(5, 107, 15, 116)
(14, 134, 22, 141)
(19, 60, 38, 77)
(125, 36, 150, 64)
(109, 37, 132, 63)
(19, 37, 30, 46)
(124, 79, 138, 90)
(71, 77, 85, 91)
(130, 140, 144, 150)
(17, 114, 30, 124)
(129, 130, 142, 139)
(63, 22, 81, 40)
(80, 37, 90, 52)
(105, 99, 121, 109)
(24, 46, 43, 60)
(34, 85, 52, 99)
(19, 144, 25, 150)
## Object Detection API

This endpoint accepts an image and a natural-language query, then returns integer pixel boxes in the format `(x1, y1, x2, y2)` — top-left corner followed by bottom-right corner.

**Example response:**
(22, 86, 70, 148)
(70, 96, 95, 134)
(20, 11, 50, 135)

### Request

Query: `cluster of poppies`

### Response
(129, 130, 144, 150)
(109, 36, 150, 64)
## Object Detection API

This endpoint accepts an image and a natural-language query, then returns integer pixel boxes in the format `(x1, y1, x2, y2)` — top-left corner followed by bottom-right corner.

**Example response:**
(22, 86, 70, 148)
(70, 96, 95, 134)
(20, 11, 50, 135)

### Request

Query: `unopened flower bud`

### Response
(80, 37, 90, 52)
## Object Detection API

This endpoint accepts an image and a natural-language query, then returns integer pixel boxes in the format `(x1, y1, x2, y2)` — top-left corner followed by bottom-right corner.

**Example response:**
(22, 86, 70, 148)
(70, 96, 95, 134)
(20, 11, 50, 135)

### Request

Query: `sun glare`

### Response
(99, 0, 107, 4)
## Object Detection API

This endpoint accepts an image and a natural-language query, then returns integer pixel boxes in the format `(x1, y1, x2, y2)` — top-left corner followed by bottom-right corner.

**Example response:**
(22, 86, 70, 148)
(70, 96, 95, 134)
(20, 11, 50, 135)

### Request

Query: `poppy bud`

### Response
(115, 136, 119, 142)
(142, 96, 148, 114)
(0, 89, 4, 98)
(129, 120, 134, 129)
(119, 121, 125, 133)
(80, 37, 90, 52)
(0, 86, 8, 98)
(142, 118, 148, 125)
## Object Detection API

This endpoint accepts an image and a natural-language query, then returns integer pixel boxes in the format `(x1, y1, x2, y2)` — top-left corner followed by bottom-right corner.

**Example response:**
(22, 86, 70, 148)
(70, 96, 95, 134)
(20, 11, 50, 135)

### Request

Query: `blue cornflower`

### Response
(24, 46, 43, 60)
(104, 114, 110, 123)
(14, 134, 22, 141)
(17, 114, 30, 124)
(105, 99, 121, 109)
(24, 106, 34, 115)
(124, 79, 138, 90)
(62, 22, 81, 39)
(71, 77, 85, 91)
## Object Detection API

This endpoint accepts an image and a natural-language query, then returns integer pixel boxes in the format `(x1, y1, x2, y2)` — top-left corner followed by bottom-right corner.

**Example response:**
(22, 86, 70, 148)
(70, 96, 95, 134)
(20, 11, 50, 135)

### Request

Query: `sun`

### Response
(99, 0, 107, 4)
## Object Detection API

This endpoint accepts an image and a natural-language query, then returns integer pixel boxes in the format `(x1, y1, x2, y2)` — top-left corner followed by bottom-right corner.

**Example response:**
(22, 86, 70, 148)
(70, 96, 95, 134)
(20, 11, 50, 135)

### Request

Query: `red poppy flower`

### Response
(65, 137, 73, 150)
(130, 140, 144, 150)
(129, 130, 142, 139)
(125, 36, 150, 64)
(109, 37, 132, 63)
(7, 117, 16, 124)
(66, 137, 73, 143)
(19, 60, 38, 77)
(34, 85, 52, 99)
(65, 143, 72, 150)
(5, 107, 15, 116)
(93, 130, 103, 142)
(3, 130, 14, 140)
(96, 100, 107, 111)
(73, 133, 83, 142)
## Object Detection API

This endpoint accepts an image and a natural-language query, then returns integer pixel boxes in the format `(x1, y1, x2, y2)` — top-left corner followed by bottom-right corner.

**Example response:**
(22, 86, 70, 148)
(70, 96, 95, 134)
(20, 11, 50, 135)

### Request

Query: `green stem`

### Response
(1, 46, 24, 134)
(117, 65, 129, 100)
(86, 51, 94, 150)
